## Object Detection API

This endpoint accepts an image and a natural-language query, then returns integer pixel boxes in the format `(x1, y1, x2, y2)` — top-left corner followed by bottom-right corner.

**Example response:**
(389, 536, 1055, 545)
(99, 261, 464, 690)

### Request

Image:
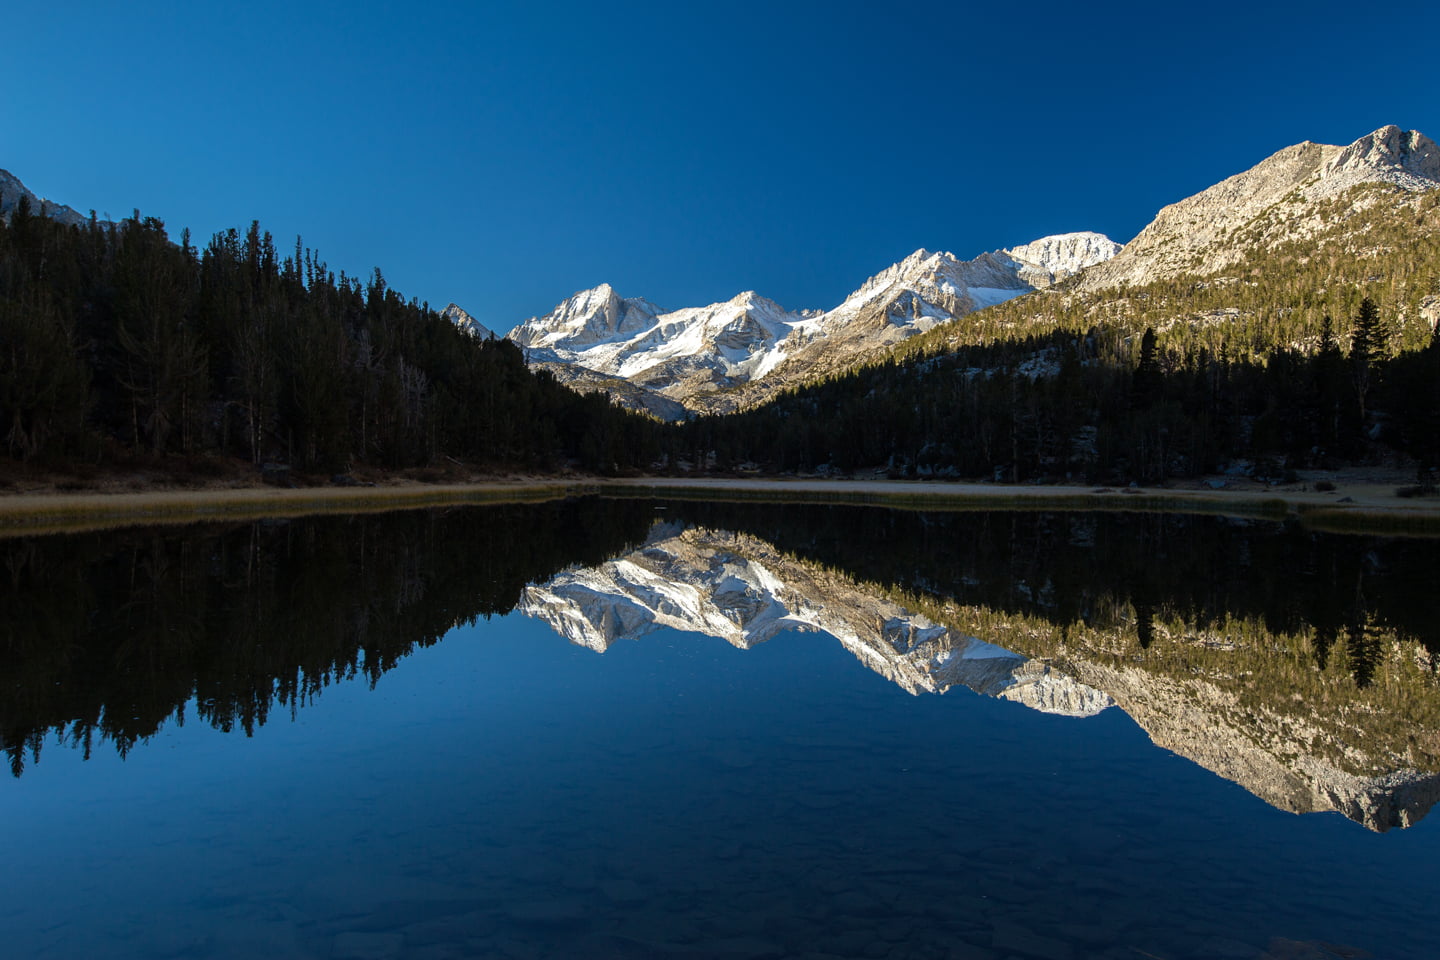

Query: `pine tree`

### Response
(1131, 327, 1161, 408)
(1349, 297, 1386, 426)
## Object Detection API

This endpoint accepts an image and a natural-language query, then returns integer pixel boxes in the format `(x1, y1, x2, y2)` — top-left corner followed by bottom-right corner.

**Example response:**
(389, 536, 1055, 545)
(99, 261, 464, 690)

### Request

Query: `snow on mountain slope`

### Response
(509, 283, 663, 352)
(508, 232, 1118, 415)
(1005, 231, 1122, 286)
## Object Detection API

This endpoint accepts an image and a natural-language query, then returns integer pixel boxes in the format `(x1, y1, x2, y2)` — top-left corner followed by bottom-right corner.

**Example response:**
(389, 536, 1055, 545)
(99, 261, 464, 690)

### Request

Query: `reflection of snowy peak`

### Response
(505, 233, 1118, 417)
(518, 522, 1113, 715)
(518, 518, 1440, 830)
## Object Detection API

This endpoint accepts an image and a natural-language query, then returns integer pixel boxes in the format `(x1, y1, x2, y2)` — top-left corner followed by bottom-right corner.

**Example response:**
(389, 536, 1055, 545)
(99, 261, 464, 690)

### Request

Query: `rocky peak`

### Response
(0, 168, 93, 228)
(1004, 231, 1123, 287)
(1075, 126, 1440, 291)
(442, 303, 494, 340)
(727, 289, 783, 312)
(506, 232, 1117, 416)
(508, 282, 663, 350)
(1315, 124, 1440, 195)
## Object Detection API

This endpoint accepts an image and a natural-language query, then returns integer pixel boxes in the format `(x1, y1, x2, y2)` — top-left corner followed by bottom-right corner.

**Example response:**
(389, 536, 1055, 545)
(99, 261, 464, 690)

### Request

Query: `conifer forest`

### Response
(2, 190, 1439, 485)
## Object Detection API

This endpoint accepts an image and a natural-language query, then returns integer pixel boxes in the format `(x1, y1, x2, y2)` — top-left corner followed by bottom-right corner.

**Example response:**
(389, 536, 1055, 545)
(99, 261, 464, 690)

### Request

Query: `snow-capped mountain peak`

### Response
(509, 283, 664, 351)
(504, 230, 1119, 416)
(1004, 231, 1123, 286)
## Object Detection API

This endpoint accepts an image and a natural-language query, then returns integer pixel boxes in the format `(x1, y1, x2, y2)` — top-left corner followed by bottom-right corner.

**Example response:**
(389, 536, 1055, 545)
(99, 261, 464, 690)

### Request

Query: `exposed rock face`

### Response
(0, 169, 95, 228)
(441, 303, 494, 341)
(1075, 125, 1440, 291)
(518, 522, 1114, 712)
(1318, 124, 1440, 194)
(507, 233, 1118, 417)
(1005, 231, 1122, 287)
(525, 361, 688, 420)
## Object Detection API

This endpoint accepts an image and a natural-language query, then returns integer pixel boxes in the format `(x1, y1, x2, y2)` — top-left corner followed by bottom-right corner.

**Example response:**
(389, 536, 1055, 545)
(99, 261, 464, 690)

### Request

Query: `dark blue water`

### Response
(4, 604, 1437, 960)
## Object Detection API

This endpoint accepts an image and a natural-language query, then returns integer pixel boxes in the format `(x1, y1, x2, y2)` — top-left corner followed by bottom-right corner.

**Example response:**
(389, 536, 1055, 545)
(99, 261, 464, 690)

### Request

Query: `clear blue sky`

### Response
(4, 1, 1438, 329)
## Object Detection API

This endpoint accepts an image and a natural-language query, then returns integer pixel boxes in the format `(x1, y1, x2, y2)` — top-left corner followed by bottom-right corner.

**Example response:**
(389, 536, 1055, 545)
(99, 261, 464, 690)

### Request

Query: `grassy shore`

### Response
(0, 482, 583, 537)
(1, 472, 1437, 538)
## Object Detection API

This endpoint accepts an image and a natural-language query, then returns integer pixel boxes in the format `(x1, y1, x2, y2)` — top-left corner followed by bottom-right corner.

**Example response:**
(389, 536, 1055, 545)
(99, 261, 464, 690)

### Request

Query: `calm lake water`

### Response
(2, 498, 1438, 960)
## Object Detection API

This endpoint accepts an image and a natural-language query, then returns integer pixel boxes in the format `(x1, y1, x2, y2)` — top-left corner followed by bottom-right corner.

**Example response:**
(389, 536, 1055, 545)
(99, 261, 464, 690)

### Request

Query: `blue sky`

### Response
(4, 1, 1438, 328)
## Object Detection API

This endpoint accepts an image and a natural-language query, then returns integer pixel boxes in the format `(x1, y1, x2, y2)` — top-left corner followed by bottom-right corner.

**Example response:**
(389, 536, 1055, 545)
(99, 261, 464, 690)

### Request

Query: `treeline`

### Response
(0, 498, 657, 775)
(671, 300, 1440, 483)
(5, 181, 1440, 484)
(0, 198, 658, 473)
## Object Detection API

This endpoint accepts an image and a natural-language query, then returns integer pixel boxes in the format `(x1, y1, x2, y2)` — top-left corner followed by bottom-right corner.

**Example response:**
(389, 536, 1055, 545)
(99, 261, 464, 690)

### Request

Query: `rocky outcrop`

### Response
(1075, 126, 1440, 291)
(1317, 124, 1440, 195)
(526, 361, 688, 420)
(442, 303, 494, 341)
(1005, 231, 1122, 287)
(0, 169, 96, 228)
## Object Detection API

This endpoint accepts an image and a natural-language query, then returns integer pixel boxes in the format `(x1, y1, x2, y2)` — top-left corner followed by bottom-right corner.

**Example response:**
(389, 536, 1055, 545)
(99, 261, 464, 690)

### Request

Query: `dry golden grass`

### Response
(0, 482, 588, 538)
(3, 474, 1437, 539)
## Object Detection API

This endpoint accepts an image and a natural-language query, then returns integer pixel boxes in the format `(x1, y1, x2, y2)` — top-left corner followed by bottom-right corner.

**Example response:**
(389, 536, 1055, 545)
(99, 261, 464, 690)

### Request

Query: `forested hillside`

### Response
(0, 197, 658, 476)
(4, 173, 1440, 488)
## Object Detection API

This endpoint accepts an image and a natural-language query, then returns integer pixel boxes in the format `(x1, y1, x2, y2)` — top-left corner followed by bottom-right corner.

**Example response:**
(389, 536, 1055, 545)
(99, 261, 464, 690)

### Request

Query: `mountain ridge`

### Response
(0, 169, 93, 228)
(1073, 124, 1440, 293)
(496, 231, 1119, 417)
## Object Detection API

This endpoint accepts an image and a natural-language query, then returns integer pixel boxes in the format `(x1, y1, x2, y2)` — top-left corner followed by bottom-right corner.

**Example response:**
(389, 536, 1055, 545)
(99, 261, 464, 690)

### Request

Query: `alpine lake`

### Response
(3, 495, 1438, 960)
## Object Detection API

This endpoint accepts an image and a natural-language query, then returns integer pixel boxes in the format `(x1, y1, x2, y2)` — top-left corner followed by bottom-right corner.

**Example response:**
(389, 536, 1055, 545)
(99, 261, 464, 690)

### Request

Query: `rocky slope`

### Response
(441, 303, 494, 341)
(0, 169, 96, 228)
(525, 360, 688, 420)
(963, 601, 1440, 833)
(1074, 125, 1440, 291)
(898, 124, 1440, 362)
(501, 232, 1118, 417)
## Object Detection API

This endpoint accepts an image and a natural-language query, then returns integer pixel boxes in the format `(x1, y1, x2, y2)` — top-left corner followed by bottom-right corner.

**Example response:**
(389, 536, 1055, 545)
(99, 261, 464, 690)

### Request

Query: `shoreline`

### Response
(0, 481, 582, 537)
(598, 477, 1440, 533)
(0, 474, 1436, 537)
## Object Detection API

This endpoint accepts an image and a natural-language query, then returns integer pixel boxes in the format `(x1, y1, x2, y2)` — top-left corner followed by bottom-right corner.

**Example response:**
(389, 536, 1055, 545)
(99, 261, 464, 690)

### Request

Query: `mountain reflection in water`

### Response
(519, 511, 1440, 832)
(4, 498, 1439, 833)
(518, 522, 1117, 716)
